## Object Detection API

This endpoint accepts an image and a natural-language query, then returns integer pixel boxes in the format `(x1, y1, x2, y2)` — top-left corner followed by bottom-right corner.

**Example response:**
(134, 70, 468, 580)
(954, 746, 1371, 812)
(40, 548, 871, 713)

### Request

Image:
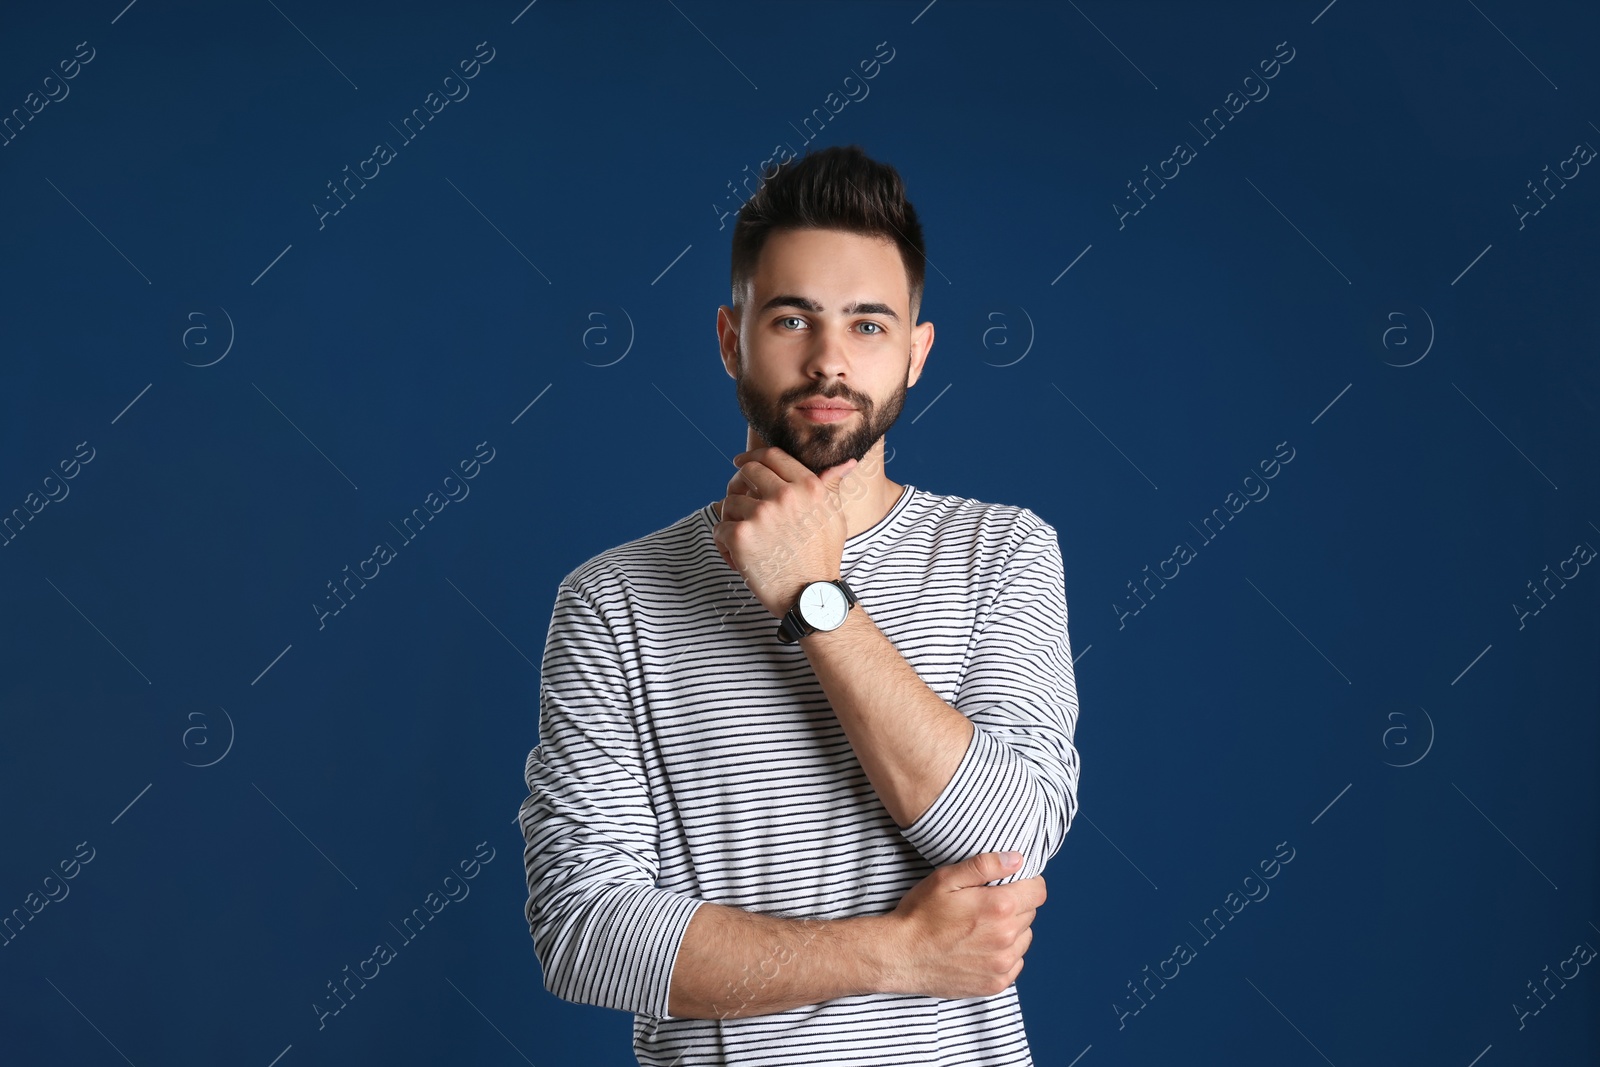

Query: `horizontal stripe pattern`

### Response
(519, 483, 1081, 1064)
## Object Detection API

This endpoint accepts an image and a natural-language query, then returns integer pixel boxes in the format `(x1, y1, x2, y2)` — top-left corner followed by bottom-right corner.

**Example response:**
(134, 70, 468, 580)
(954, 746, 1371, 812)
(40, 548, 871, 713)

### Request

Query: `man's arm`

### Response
(667, 903, 887, 1018)
(667, 850, 1045, 1019)
(798, 602, 973, 829)
(521, 576, 708, 1019)
(800, 515, 1082, 881)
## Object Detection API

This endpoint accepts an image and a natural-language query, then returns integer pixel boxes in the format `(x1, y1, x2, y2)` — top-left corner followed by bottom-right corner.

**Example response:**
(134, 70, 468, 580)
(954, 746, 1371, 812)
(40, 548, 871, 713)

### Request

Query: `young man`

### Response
(519, 145, 1081, 1065)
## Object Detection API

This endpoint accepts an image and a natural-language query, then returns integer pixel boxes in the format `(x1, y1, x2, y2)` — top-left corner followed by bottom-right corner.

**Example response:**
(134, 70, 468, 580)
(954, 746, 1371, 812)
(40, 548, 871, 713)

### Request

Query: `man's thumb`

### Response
(956, 850, 1024, 887)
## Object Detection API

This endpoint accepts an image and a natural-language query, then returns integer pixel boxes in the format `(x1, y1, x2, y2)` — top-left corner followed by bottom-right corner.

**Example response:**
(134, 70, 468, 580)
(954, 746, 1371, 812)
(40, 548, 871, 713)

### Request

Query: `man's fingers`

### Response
(730, 458, 783, 497)
(995, 876, 1045, 911)
(739, 446, 809, 483)
(718, 495, 758, 522)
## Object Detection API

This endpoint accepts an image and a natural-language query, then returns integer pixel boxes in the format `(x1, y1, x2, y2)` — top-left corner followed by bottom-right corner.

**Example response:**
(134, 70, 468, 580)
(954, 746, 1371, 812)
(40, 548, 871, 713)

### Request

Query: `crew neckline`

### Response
(703, 483, 916, 552)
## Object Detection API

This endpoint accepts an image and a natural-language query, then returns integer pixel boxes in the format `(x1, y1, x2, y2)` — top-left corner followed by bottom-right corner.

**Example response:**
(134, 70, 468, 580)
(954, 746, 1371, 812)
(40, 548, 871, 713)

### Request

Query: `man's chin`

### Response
(807, 449, 863, 475)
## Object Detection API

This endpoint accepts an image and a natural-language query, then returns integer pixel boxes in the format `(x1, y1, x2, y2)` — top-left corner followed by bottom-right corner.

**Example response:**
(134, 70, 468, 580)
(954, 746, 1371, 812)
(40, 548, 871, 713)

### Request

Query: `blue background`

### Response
(1, 0, 1596, 1063)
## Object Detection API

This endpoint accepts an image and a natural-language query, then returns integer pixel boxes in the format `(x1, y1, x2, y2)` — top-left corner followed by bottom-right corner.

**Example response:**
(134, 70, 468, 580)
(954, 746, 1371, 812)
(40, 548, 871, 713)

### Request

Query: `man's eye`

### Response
(779, 316, 806, 330)
(858, 321, 884, 335)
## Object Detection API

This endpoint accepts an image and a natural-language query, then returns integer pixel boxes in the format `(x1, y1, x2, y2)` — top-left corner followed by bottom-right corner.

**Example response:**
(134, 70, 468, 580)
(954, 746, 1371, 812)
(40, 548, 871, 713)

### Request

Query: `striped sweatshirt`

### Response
(518, 482, 1082, 1065)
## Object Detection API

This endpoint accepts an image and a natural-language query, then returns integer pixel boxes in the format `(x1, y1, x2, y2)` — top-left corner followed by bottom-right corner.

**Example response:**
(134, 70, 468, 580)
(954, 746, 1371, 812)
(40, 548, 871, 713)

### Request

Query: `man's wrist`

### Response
(850, 913, 907, 996)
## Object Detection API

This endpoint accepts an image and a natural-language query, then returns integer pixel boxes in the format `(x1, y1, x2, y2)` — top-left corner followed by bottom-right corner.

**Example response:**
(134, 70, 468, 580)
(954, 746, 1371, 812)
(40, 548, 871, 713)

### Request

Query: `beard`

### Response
(735, 353, 908, 476)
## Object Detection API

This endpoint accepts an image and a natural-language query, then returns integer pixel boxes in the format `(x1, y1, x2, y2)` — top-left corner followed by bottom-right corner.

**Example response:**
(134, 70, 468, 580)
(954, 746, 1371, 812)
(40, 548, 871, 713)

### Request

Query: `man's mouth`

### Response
(797, 403, 856, 422)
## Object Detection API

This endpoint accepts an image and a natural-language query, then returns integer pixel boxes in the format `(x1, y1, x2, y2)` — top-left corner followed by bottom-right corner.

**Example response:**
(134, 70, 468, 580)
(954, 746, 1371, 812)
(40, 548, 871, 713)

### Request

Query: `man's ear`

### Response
(907, 319, 935, 388)
(717, 305, 741, 377)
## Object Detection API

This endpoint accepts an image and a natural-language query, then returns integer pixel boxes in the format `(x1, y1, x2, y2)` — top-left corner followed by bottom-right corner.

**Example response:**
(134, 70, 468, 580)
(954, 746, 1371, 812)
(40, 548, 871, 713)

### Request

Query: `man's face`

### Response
(720, 227, 931, 476)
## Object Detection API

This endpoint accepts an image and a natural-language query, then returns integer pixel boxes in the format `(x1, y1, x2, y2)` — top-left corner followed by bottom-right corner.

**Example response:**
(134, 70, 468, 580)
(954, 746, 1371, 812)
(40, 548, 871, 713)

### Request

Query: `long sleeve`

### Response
(518, 577, 705, 1019)
(900, 515, 1082, 883)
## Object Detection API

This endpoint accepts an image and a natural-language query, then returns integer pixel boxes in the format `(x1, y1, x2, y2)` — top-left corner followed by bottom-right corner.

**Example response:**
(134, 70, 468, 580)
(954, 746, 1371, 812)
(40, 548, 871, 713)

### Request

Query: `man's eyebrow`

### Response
(758, 294, 901, 322)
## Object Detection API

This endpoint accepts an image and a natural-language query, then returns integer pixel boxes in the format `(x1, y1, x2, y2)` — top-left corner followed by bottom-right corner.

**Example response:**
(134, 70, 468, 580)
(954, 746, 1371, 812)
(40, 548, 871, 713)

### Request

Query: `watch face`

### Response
(799, 581, 849, 631)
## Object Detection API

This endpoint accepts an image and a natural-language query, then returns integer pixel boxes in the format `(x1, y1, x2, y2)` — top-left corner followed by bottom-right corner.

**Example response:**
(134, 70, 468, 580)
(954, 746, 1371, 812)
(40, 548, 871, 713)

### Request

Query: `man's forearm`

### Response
(799, 604, 975, 828)
(666, 901, 896, 1019)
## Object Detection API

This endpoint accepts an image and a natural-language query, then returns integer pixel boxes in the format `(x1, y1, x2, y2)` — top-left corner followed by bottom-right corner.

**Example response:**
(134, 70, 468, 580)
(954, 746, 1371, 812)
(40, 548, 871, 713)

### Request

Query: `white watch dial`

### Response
(800, 581, 849, 631)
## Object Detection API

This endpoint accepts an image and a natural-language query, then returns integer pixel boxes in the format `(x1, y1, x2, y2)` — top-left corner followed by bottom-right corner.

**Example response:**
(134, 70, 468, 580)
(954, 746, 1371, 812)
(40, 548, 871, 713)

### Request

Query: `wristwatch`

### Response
(776, 577, 858, 644)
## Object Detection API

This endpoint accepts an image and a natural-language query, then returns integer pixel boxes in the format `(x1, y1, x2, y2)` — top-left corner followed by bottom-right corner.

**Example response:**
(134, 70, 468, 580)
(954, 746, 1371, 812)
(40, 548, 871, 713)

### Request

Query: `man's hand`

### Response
(714, 446, 859, 619)
(878, 852, 1046, 999)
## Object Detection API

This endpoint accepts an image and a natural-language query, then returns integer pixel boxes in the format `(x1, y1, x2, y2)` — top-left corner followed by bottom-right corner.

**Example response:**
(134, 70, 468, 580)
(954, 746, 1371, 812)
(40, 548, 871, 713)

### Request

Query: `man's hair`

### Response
(729, 144, 926, 322)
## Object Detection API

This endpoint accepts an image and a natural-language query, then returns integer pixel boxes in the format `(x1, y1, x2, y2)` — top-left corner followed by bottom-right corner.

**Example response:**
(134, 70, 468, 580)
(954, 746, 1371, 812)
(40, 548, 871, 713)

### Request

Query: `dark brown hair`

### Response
(729, 144, 926, 322)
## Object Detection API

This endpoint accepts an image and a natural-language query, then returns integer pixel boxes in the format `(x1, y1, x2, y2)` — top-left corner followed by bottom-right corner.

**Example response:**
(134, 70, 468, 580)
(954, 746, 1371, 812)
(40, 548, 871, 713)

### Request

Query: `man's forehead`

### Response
(748, 235, 915, 313)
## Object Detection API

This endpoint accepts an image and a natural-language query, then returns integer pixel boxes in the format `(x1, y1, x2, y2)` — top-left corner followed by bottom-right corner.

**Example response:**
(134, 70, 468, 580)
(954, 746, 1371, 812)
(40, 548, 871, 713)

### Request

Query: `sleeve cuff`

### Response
(540, 884, 707, 1020)
(899, 721, 1044, 873)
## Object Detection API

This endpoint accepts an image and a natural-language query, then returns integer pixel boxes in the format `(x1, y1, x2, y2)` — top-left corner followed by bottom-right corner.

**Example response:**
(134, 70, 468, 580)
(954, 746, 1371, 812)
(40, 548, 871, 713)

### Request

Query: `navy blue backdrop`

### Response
(2, 1, 1596, 1063)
